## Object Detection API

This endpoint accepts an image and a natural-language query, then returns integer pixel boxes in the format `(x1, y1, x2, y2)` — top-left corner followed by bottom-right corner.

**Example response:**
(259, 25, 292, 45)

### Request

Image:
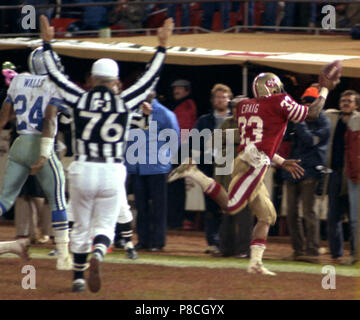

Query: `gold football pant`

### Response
(226, 155, 277, 225)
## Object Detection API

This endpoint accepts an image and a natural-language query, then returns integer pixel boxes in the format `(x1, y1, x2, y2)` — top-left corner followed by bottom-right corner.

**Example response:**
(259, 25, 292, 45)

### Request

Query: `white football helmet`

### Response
(28, 47, 64, 75)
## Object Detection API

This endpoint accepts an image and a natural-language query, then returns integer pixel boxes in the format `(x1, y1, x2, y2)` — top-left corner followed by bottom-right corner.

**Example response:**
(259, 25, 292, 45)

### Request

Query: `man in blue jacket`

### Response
(282, 86, 331, 262)
(126, 94, 180, 251)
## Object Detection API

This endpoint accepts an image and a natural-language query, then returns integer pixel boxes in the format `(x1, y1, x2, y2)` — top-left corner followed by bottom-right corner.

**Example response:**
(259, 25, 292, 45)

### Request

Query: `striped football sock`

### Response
(119, 222, 134, 249)
(73, 253, 89, 280)
(92, 235, 111, 262)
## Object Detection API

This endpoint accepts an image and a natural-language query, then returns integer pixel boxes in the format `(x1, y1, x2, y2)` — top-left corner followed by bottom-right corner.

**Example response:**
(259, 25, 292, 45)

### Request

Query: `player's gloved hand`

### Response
(40, 15, 54, 42)
(281, 159, 304, 180)
(30, 156, 47, 175)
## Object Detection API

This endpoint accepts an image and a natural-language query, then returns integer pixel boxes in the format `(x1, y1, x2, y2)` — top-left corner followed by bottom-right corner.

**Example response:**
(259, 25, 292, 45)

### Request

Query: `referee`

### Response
(33, 15, 174, 293)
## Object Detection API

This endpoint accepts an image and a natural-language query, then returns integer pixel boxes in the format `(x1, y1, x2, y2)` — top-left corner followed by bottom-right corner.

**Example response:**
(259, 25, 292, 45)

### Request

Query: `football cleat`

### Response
(37, 235, 50, 244)
(72, 279, 86, 292)
(88, 255, 102, 293)
(48, 249, 58, 256)
(247, 262, 276, 276)
(126, 247, 138, 260)
(204, 245, 220, 254)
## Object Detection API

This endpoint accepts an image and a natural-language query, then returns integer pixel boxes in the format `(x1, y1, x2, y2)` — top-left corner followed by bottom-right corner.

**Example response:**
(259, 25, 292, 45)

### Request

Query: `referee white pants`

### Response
(68, 161, 128, 253)
(117, 200, 133, 224)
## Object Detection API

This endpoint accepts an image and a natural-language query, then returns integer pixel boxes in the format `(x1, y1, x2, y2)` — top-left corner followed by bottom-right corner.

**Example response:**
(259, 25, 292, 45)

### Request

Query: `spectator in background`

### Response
(0, 0, 22, 34)
(325, 90, 360, 264)
(79, 0, 113, 30)
(281, 2, 317, 28)
(1, 61, 17, 104)
(262, 2, 278, 27)
(214, 96, 253, 257)
(336, 3, 360, 28)
(166, 1, 190, 31)
(126, 93, 180, 251)
(343, 92, 360, 265)
(202, 1, 230, 30)
(190, 84, 232, 254)
(170, 79, 197, 145)
(167, 79, 197, 230)
(109, 0, 145, 30)
(60, 0, 84, 19)
(0, 61, 17, 220)
(232, 1, 254, 26)
(282, 86, 331, 262)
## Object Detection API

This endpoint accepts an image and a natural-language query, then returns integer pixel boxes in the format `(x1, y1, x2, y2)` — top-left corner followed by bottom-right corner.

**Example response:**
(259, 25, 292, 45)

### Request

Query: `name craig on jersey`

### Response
(23, 78, 45, 88)
(280, 95, 299, 111)
(241, 103, 259, 114)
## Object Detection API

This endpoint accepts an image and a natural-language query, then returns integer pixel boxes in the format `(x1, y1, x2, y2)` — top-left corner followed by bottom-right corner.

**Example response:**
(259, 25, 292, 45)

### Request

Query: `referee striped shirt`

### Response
(42, 42, 166, 162)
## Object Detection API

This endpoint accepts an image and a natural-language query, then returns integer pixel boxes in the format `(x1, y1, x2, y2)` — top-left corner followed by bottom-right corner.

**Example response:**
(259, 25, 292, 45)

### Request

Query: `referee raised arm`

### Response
(33, 15, 174, 293)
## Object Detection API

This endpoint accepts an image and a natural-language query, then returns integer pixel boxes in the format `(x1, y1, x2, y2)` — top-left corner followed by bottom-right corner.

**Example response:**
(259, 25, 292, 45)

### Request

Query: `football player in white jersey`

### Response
(0, 47, 72, 270)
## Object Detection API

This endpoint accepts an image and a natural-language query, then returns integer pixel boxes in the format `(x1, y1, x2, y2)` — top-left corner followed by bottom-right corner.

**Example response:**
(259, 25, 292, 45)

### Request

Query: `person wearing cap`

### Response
(170, 79, 197, 143)
(325, 90, 360, 265)
(282, 85, 331, 262)
(34, 15, 174, 293)
(167, 79, 197, 230)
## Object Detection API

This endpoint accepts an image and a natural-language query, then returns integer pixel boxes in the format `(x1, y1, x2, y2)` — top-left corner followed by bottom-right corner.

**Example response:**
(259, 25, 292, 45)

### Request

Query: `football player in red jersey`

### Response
(169, 65, 340, 275)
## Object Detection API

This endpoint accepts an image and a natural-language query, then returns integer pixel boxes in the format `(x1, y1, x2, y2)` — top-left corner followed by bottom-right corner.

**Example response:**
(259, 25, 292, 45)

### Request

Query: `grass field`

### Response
(0, 224, 358, 300)
(0, 247, 358, 300)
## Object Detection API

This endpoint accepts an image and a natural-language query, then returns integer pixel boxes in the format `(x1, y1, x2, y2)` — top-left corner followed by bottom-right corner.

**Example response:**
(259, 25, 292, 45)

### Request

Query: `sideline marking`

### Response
(3, 249, 357, 278)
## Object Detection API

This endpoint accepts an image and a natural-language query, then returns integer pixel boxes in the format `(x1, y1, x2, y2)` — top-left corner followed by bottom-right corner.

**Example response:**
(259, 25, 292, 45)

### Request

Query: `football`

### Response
(322, 60, 342, 81)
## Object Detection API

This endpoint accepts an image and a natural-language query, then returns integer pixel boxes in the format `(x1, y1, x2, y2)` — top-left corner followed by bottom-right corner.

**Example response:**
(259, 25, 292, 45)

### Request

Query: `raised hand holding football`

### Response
(319, 60, 342, 90)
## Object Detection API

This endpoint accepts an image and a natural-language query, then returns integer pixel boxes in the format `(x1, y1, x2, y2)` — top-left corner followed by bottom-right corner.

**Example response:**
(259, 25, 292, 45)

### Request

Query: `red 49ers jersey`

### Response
(236, 93, 309, 159)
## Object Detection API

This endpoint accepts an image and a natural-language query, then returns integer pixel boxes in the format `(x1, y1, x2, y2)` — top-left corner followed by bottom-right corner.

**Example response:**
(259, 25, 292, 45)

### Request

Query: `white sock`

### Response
(250, 244, 266, 265)
(54, 228, 70, 258)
